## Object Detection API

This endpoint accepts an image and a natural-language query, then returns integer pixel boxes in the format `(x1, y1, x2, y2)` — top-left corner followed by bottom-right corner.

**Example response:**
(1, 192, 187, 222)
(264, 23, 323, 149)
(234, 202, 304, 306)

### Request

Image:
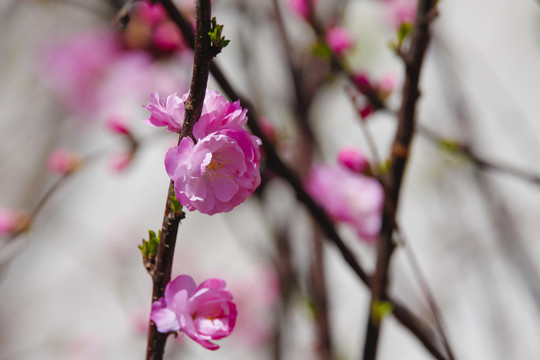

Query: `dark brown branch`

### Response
(362, 2, 450, 360)
(145, 1, 212, 359)
(159, 2, 447, 359)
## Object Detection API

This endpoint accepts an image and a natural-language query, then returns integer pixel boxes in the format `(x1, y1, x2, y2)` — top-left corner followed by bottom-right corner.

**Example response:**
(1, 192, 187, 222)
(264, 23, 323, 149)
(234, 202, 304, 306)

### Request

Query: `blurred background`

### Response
(1, 0, 540, 359)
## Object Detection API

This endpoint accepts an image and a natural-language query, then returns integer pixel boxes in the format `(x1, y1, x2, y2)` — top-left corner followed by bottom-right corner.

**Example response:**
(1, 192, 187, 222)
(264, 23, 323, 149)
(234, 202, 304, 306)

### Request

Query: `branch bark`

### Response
(145, 1, 212, 359)
(362, 2, 449, 360)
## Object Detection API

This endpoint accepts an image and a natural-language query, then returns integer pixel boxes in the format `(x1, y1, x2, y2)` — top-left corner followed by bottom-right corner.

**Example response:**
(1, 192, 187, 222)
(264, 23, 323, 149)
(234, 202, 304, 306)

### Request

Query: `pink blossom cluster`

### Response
(150, 274, 237, 350)
(40, 30, 185, 120)
(123, 0, 187, 54)
(352, 72, 398, 118)
(144, 90, 261, 215)
(305, 149, 383, 241)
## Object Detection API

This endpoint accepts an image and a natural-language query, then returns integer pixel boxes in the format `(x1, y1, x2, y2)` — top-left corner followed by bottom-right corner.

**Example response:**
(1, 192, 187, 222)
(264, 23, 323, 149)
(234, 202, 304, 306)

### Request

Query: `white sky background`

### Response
(1, 0, 540, 359)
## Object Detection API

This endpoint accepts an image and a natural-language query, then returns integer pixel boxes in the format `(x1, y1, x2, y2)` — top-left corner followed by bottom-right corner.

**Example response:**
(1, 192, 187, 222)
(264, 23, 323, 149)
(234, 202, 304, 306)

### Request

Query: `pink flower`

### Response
(326, 26, 353, 55)
(165, 127, 261, 215)
(143, 92, 184, 131)
(143, 90, 247, 134)
(134, 0, 167, 26)
(47, 148, 82, 174)
(337, 147, 369, 173)
(108, 152, 132, 173)
(150, 275, 237, 350)
(289, 0, 314, 18)
(106, 115, 130, 135)
(382, 0, 417, 28)
(305, 165, 383, 241)
(0, 208, 29, 236)
(41, 31, 121, 115)
(153, 21, 186, 53)
(144, 90, 260, 214)
(377, 73, 397, 95)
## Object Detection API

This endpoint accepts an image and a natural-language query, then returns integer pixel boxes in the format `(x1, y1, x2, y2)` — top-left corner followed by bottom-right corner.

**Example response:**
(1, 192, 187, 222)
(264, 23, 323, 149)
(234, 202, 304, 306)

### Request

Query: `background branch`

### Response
(362, 2, 453, 360)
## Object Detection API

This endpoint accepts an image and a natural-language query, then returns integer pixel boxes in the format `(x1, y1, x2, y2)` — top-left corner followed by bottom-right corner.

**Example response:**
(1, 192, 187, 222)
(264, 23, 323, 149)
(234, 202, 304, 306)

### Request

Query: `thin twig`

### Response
(362, 2, 450, 360)
(145, 1, 212, 359)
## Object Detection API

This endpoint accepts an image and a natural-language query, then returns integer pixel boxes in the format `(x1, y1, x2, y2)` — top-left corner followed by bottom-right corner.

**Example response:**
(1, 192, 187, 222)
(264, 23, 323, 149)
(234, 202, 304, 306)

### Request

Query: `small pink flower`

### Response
(143, 90, 247, 134)
(47, 148, 82, 174)
(326, 26, 353, 55)
(134, 0, 167, 26)
(0, 208, 29, 236)
(337, 147, 369, 173)
(153, 21, 185, 53)
(377, 73, 397, 95)
(150, 274, 237, 350)
(289, 0, 314, 18)
(106, 115, 130, 135)
(352, 72, 373, 94)
(108, 152, 133, 173)
(359, 104, 373, 119)
(382, 0, 417, 28)
(143, 92, 184, 131)
(165, 128, 261, 215)
(305, 165, 383, 241)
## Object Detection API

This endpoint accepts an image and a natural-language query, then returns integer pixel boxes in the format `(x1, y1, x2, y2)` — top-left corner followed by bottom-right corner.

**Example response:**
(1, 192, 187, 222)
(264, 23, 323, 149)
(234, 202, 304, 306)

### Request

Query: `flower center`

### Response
(205, 155, 228, 182)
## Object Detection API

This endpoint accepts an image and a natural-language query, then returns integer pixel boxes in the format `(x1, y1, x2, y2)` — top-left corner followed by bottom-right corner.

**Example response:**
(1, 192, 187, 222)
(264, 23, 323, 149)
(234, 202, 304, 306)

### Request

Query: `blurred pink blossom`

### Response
(150, 274, 237, 350)
(377, 73, 397, 94)
(305, 165, 383, 241)
(289, 0, 316, 18)
(108, 152, 133, 173)
(134, 0, 167, 26)
(153, 21, 186, 53)
(326, 26, 353, 55)
(337, 147, 369, 173)
(41, 30, 186, 120)
(232, 266, 280, 348)
(106, 115, 130, 135)
(0, 209, 21, 236)
(47, 148, 82, 175)
(382, 0, 417, 28)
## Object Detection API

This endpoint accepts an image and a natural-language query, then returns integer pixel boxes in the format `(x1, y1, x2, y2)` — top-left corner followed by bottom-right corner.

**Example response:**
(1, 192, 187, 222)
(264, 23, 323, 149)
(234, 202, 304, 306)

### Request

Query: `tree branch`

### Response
(145, 1, 212, 359)
(362, 2, 452, 360)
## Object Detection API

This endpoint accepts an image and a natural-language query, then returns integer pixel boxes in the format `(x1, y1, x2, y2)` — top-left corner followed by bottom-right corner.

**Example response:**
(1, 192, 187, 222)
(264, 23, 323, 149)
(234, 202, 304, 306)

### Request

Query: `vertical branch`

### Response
(362, 1, 441, 360)
(145, 1, 212, 360)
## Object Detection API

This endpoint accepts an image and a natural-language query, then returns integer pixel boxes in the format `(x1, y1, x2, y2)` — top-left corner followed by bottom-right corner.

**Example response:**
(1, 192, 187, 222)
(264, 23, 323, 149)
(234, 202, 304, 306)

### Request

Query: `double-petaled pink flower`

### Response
(150, 274, 237, 350)
(305, 153, 384, 241)
(144, 90, 261, 215)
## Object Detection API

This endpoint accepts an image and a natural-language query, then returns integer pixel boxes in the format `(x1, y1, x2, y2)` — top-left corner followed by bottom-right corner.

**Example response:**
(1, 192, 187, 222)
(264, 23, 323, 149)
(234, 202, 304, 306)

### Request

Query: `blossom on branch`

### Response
(144, 90, 261, 215)
(150, 274, 237, 350)
(47, 148, 82, 175)
(143, 90, 247, 134)
(305, 163, 383, 241)
(165, 127, 261, 215)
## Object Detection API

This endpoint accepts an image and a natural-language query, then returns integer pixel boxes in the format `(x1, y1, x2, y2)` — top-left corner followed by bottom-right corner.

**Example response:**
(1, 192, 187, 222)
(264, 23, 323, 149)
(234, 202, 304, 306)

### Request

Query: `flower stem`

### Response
(145, 1, 212, 359)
